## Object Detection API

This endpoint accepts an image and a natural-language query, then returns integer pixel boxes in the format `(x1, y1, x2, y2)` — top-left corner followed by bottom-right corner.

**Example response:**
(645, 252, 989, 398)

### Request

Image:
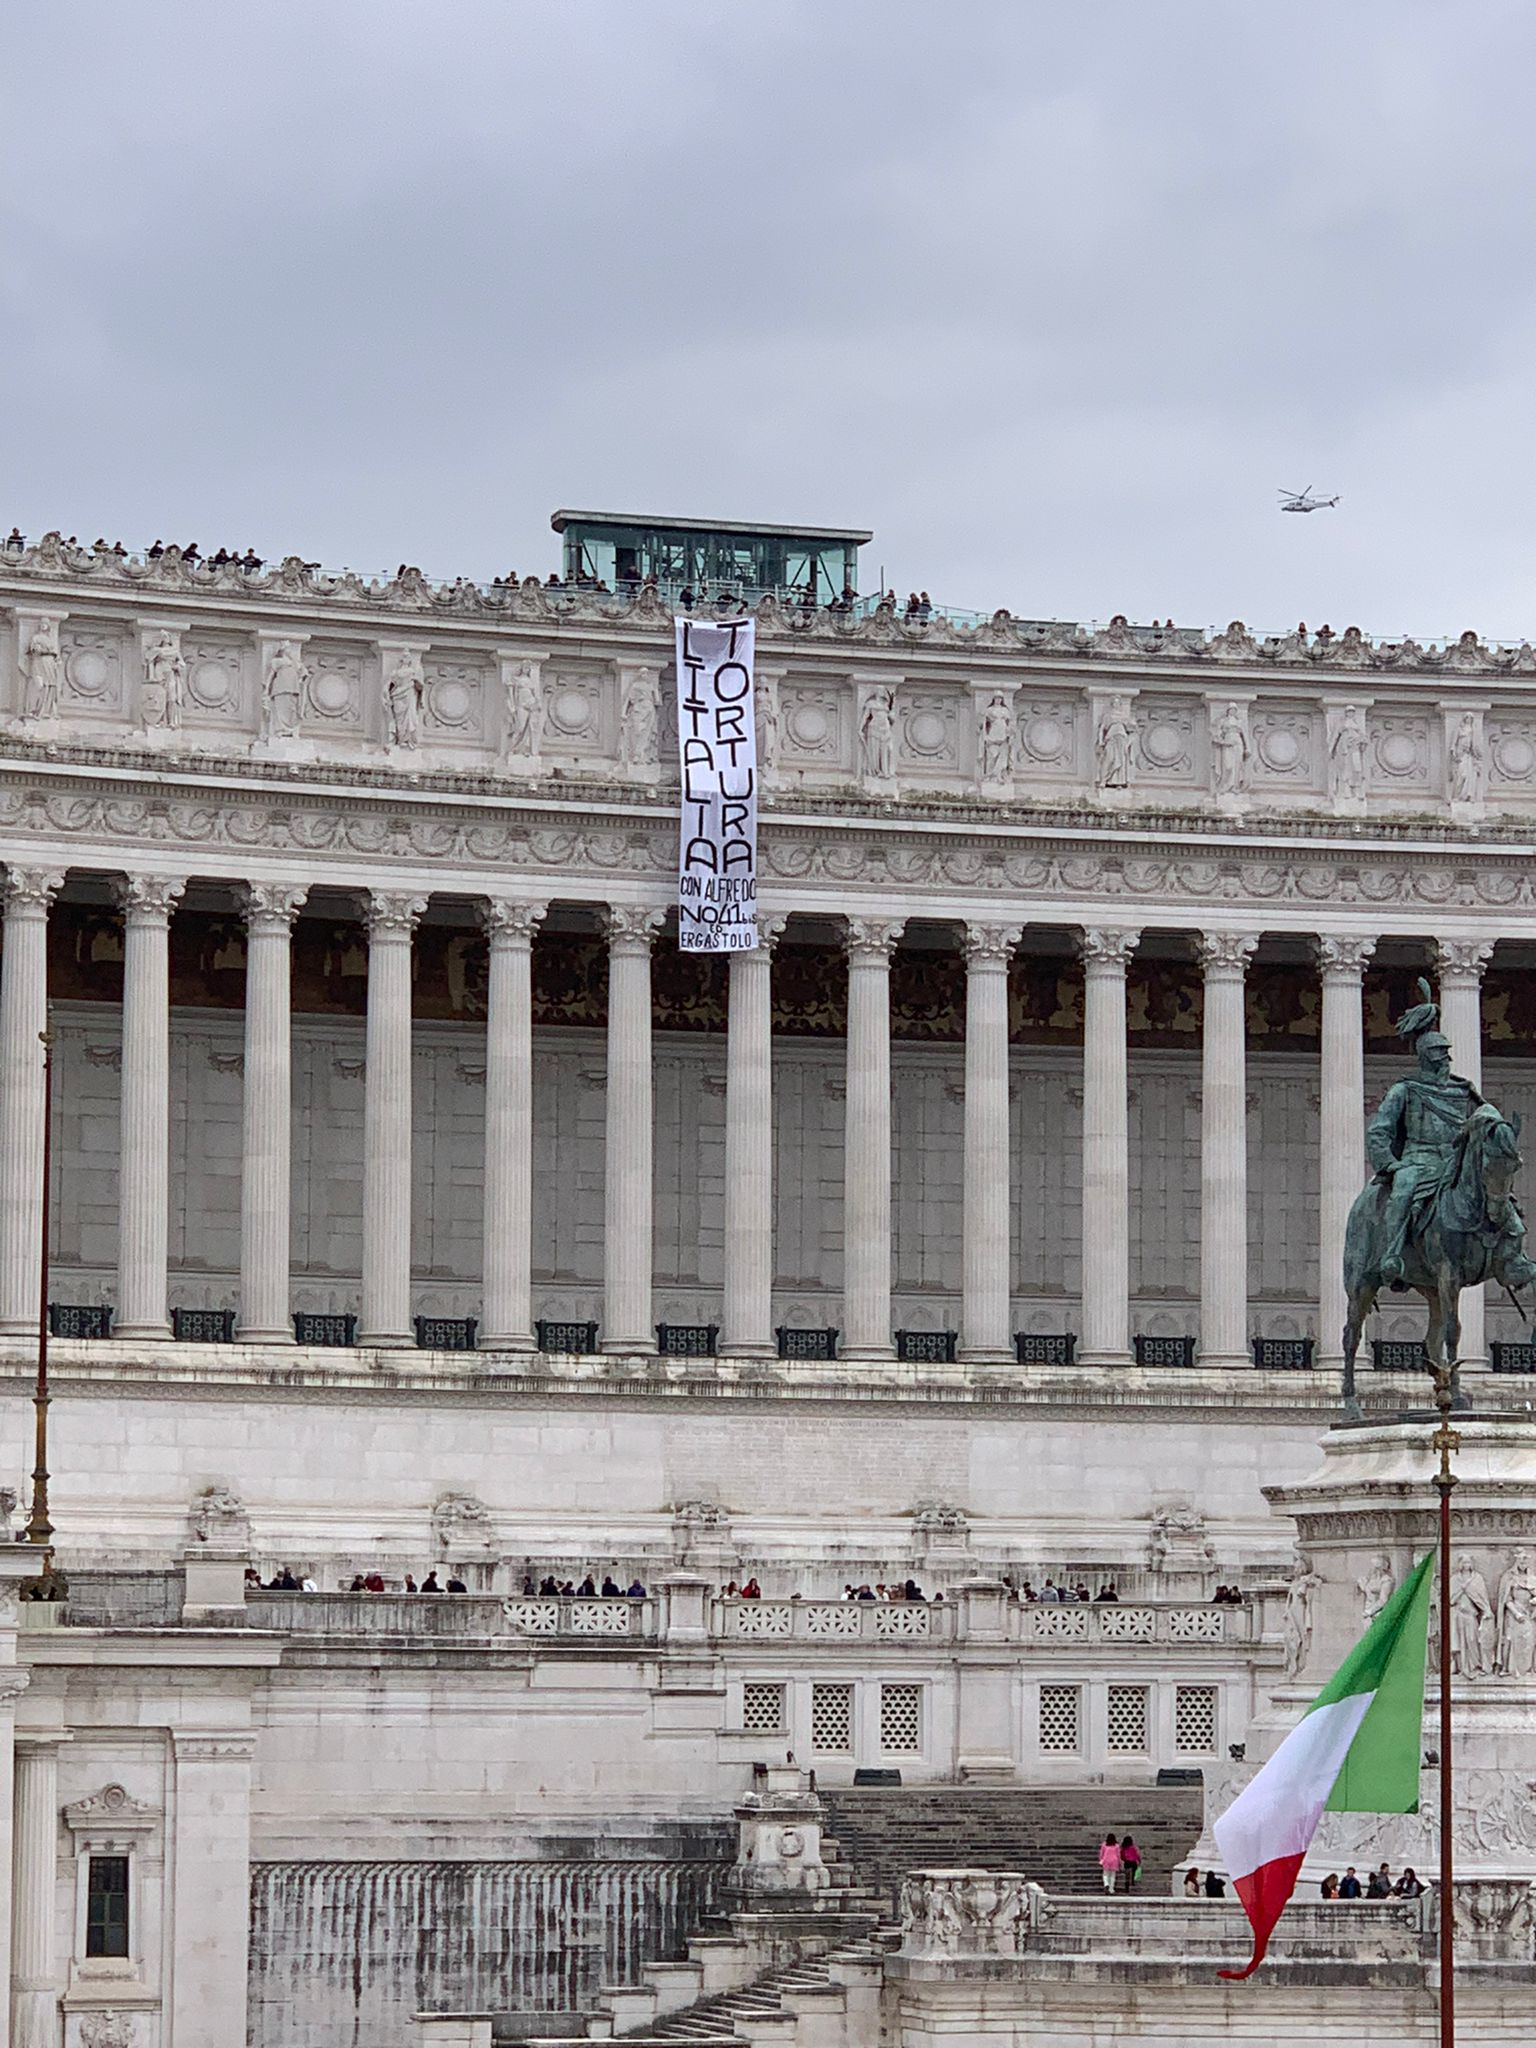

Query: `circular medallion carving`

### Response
(1143, 722, 1183, 766)
(307, 669, 352, 717)
(1025, 717, 1066, 760)
(1258, 727, 1300, 770)
(787, 705, 829, 748)
(548, 688, 592, 737)
(1495, 733, 1535, 780)
(66, 648, 110, 696)
(907, 710, 946, 755)
(188, 659, 234, 709)
(1380, 732, 1418, 774)
(428, 678, 472, 727)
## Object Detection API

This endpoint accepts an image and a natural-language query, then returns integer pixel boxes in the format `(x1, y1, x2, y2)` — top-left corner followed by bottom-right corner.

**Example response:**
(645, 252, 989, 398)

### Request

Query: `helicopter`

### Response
(1278, 484, 1340, 514)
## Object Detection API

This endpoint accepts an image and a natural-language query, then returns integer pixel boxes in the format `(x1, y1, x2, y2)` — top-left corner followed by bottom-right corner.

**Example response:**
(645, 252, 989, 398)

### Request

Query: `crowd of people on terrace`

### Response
(523, 1573, 648, 1598)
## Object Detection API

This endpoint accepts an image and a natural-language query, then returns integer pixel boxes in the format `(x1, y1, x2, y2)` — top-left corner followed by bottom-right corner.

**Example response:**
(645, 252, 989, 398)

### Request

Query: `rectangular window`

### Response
(880, 1683, 922, 1753)
(810, 1683, 854, 1753)
(86, 1853, 130, 1959)
(742, 1682, 787, 1734)
(1106, 1684, 1149, 1754)
(1175, 1684, 1219, 1754)
(1038, 1684, 1081, 1753)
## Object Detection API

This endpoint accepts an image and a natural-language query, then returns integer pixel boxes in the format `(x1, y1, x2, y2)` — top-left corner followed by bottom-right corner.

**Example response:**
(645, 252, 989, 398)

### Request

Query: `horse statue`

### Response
(1342, 978, 1536, 1404)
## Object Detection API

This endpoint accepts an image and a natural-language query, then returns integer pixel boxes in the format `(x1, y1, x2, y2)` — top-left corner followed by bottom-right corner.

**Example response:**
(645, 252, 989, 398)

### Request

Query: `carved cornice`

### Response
(1436, 937, 1496, 983)
(171, 1732, 257, 1762)
(960, 922, 1023, 967)
(1195, 931, 1261, 977)
(0, 864, 66, 916)
(1314, 934, 1378, 979)
(605, 905, 667, 953)
(112, 874, 187, 923)
(845, 916, 905, 963)
(241, 881, 309, 932)
(481, 897, 549, 946)
(1078, 927, 1141, 971)
(361, 890, 427, 940)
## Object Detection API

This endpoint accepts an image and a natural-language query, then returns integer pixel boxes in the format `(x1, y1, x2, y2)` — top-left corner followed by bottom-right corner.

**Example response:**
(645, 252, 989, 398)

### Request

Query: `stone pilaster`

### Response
(236, 883, 308, 1343)
(358, 890, 427, 1347)
(601, 906, 666, 1353)
(169, 1732, 256, 2048)
(1197, 931, 1260, 1368)
(11, 1731, 67, 2048)
(1077, 928, 1139, 1366)
(720, 916, 786, 1359)
(1314, 935, 1376, 1375)
(1438, 936, 1496, 1370)
(959, 923, 1023, 1363)
(0, 869, 63, 1336)
(842, 918, 904, 1361)
(114, 874, 187, 1339)
(479, 897, 547, 1350)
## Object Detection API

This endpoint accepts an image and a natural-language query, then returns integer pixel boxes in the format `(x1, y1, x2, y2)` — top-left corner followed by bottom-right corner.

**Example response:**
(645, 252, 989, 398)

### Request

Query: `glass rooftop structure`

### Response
(550, 509, 872, 604)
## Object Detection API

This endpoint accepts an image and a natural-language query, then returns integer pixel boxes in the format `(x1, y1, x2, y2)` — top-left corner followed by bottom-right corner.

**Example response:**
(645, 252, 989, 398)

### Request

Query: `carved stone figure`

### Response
(385, 649, 424, 748)
(80, 2013, 136, 2048)
(432, 1491, 494, 1551)
(755, 670, 781, 773)
(1496, 1546, 1536, 1678)
(619, 664, 661, 769)
(1357, 1553, 1395, 1625)
(503, 660, 543, 763)
(1451, 1554, 1495, 1678)
(977, 693, 1015, 788)
(859, 686, 896, 784)
(21, 615, 62, 719)
(261, 639, 308, 741)
(1210, 701, 1250, 797)
(1095, 695, 1135, 791)
(1281, 1565, 1323, 1678)
(1147, 1494, 1215, 1576)
(1449, 711, 1485, 803)
(1329, 704, 1368, 802)
(189, 1484, 249, 1547)
(142, 630, 185, 730)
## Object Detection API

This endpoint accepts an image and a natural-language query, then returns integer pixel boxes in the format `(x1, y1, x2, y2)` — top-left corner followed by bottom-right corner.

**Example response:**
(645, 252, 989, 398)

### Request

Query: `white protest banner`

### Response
(675, 615, 758, 951)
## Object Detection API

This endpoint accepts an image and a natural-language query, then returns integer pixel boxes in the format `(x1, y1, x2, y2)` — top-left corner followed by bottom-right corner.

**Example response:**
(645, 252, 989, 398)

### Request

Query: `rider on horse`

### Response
(1366, 979, 1526, 1285)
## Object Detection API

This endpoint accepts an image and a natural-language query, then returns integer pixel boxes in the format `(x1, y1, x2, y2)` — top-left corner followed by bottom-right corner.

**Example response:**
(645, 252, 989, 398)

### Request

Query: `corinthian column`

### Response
(843, 918, 903, 1361)
(115, 874, 186, 1339)
(1438, 936, 1495, 1370)
(237, 883, 308, 1343)
(1314, 935, 1375, 1375)
(11, 1730, 68, 2048)
(479, 897, 547, 1350)
(1197, 931, 1260, 1368)
(1078, 928, 1139, 1366)
(960, 923, 1023, 1363)
(0, 868, 64, 1336)
(358, 891, 426, 1347)
(720, 916, 786, 1358)
(602, 906, 666, 1353)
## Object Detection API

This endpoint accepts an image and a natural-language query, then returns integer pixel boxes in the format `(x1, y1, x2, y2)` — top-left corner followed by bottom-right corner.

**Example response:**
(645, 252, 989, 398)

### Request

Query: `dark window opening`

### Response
(86, 1853, 130, 1958)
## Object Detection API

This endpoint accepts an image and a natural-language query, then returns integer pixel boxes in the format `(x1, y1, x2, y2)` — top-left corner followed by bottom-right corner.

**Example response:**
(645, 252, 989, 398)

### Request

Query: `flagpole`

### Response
(1431, 1353, 1459, 2048)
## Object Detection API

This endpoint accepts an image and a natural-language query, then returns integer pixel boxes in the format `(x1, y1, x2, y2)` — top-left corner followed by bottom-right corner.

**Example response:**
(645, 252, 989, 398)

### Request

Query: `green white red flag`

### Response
(1212, 1549, 1434, 1978)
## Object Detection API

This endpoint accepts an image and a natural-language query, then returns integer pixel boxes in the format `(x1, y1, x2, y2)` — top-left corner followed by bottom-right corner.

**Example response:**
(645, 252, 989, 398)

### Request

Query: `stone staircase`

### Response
(816, 1784, 1204, 1898)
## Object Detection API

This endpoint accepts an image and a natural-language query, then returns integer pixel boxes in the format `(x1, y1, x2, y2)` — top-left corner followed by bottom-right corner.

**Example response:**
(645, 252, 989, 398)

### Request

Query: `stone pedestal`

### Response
(1196, 1416, 1536, 1884)
(729, 1766, 829, 1897)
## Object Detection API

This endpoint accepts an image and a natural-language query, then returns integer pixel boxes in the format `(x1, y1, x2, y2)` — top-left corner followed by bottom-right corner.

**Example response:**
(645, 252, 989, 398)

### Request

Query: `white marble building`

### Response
(3, 532, 1536, 2040)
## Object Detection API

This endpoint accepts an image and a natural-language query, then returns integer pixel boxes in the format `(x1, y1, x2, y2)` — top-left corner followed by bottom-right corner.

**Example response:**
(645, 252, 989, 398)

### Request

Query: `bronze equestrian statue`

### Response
(1342, 977, 1536, 1403)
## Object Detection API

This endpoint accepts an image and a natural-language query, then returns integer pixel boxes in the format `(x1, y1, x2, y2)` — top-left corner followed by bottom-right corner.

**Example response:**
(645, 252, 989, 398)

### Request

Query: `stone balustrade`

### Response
(716, 1598, 951, 1644)
(1015, 1600, 1252, 1647)
(245, 1591, 657, 1639)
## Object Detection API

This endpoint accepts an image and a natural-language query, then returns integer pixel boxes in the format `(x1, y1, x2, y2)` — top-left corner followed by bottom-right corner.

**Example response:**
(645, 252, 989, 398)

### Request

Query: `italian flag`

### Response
(1212, 1550, 1434, 1979)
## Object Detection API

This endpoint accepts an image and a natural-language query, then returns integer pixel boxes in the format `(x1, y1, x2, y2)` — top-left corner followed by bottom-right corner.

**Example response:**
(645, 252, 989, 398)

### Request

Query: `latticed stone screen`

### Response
(811, 1683, 854, 1752)
(1038, 1684, 1081, 1753)
(1175, 1684, 1218, 1753)
(879, 1683, 922, 1753)
(1106, 1684, 1150, 1752)
(741, 1682, 786, 1734)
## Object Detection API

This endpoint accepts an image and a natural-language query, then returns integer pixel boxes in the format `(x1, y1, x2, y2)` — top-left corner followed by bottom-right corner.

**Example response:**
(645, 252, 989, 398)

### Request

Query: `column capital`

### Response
(361, 890, 427, 940)
(844, 916, 904, 963)
(961, 922, 1023, 968)
(0, 866, 65, 917)
(605, 904, 667, 953)
(753, 913, 788, 956)
(241, 881, 309, 932)
(1436, 936, 1495, 984)
(481, 896, 549, 946)
(1313, 933, 1377, 979)
(1195, 930, 1260, 977)
(113, 873, 187, 924)
(1077, 926, 1140, 971)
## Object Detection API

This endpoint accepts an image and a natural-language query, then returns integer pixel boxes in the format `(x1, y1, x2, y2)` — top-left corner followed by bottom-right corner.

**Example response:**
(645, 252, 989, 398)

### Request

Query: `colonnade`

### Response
(0, 868, 1499, 1363)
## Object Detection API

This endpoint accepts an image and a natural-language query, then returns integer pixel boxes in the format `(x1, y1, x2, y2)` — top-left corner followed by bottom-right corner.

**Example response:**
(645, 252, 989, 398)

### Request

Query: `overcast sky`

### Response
(5, 3, 1536, 640)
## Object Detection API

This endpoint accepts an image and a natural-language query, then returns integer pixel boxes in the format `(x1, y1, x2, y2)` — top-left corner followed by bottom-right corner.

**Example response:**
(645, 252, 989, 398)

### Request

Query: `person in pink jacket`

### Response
(1099, 1832, 1123, 1892)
